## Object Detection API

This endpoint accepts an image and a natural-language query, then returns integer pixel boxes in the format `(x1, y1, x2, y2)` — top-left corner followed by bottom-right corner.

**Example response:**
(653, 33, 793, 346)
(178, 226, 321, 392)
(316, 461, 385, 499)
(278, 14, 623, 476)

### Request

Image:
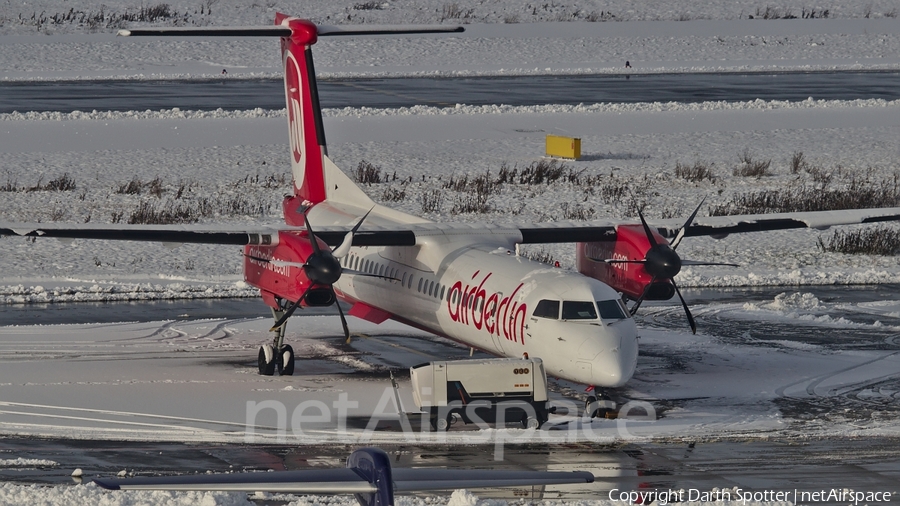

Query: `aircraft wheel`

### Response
(258, 344, 276, 376)
(277, 344, 295, 376)
(584, 396, 598, 418)
(585, 394, 613, 419)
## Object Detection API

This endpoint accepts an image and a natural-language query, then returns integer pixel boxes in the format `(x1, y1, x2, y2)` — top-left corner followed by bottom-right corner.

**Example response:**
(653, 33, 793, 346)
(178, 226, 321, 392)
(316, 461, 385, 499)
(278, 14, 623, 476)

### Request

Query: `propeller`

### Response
(605, 200, 737, 334)
(265, 209, 379, 342)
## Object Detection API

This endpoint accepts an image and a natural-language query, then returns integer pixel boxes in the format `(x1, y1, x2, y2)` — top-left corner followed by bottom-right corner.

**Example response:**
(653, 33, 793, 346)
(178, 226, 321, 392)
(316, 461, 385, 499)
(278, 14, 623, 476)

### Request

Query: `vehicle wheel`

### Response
(258, 345, 276, 376)
(431, 413, 452, 432)
(277, 344, 295, 376)
(523, 415, 541, 429)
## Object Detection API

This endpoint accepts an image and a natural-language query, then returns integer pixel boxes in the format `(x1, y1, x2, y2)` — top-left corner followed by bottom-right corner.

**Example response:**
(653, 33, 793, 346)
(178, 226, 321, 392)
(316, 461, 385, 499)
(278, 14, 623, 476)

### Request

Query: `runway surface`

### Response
(1, 286, 899, 500)
(2, 71, 899, 113)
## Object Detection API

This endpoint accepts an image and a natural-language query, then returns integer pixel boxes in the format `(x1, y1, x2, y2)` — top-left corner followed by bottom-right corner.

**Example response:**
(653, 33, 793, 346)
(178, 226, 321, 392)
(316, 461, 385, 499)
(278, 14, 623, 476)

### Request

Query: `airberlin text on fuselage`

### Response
(447, 271, 527, 345)
(247, 246, 289, 277)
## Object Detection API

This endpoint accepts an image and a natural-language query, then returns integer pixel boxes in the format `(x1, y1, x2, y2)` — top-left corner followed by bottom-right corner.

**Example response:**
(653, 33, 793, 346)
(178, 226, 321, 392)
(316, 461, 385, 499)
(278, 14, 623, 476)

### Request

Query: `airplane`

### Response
(94, 446, 595, 505)
(3, 14, 900, 415)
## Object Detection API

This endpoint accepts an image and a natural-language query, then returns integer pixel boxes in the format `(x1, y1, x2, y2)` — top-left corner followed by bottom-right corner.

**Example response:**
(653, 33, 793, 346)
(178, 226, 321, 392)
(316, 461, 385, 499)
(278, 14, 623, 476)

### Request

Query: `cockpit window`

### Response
(562, 301, 597, 320)
(533, 299, 560, 319)
(597, 299, 629, 320)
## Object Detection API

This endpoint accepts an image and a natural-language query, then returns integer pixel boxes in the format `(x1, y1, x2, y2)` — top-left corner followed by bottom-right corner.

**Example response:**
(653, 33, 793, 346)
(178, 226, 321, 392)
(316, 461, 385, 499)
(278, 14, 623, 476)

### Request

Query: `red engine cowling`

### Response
(576, 224, 676, 301)
(243, 230, 335, 309)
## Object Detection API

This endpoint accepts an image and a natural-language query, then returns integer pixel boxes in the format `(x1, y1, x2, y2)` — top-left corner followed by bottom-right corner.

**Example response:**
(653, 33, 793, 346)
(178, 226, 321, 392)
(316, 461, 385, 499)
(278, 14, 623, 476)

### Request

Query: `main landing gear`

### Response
(258, 307, 296, 376)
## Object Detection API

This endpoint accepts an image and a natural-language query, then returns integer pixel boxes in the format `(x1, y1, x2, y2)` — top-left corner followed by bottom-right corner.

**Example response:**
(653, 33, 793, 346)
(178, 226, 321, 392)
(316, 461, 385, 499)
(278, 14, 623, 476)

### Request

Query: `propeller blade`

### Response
(303, 214, 322, 256)
(629, 276, 657, 316)
(333, 290, 352, 343)
(671, 197, 706, 250)
(681, 259, 739, 267)
(333, 207, 375, 259)
(269, 285, 313, 331)
(637, 208, 659, 247)
(671, 279, 697, 335)
(268, 259, 308, 269)
(601, 259, 647, 264)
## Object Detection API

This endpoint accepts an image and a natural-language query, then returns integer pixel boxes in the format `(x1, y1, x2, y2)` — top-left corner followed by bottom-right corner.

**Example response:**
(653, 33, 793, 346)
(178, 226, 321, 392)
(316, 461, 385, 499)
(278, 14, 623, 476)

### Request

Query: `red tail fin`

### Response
(277, 13, 327, 221)
(116, 17, 463, 227)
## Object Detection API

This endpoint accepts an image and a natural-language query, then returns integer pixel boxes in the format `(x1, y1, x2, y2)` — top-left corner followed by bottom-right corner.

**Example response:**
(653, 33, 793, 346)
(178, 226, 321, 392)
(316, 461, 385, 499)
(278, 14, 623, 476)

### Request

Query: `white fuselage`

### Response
(310, 200, 639, 388)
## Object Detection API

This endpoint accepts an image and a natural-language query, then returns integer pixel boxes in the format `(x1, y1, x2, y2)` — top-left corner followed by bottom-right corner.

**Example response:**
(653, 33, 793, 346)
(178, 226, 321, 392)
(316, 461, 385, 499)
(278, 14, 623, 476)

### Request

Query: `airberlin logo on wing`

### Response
(284, 51, 306, 186)
(447, 271, 527, 345)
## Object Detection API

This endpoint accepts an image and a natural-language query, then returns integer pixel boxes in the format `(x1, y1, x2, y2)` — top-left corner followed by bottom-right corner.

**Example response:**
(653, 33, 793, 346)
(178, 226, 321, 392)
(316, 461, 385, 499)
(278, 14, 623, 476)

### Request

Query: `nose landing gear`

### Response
(584, 390, 616, 419)
(258, 306, 296, 376)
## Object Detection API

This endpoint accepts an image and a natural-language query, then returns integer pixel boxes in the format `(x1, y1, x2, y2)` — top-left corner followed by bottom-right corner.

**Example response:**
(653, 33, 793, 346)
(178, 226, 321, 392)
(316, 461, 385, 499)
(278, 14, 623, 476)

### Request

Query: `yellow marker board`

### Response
(546, 135, 581, 160)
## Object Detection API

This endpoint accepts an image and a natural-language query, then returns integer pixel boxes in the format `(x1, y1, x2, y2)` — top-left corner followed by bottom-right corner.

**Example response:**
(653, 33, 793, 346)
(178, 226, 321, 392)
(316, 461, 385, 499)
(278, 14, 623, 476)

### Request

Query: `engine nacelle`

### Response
(244, 230, 330, 308)
(576, 224, 675, 302)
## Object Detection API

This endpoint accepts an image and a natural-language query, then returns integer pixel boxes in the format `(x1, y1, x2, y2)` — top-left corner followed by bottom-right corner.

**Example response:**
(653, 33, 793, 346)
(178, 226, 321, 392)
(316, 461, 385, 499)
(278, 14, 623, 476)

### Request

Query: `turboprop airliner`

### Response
(4, 15, 900, 404)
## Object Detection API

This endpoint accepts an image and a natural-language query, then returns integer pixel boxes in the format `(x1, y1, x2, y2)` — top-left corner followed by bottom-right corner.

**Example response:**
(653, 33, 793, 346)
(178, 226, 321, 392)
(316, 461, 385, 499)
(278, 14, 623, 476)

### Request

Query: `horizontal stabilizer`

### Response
(317, 24, 464, 36)
(118, 26, 292, 37)
(118, 24, 463, 38)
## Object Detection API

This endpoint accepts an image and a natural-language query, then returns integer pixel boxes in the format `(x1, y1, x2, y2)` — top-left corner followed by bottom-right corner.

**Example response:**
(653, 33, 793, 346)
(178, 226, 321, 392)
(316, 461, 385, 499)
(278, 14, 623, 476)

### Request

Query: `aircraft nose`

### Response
(590, 325, 638, 388)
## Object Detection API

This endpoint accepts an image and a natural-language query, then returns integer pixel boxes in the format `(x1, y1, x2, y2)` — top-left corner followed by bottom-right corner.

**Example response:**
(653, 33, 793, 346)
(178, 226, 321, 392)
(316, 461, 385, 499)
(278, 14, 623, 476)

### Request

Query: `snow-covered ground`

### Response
(3, 0, 900, 81)
(3, 97, 900, 301)
(1, 296, 898, 502)
(2, 1, 900, 503)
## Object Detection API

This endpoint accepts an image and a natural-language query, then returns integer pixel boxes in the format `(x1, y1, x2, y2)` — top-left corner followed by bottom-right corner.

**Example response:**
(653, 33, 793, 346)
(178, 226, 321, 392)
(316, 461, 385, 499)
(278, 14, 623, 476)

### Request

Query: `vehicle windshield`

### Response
(597, 299, 629, 320)
(562, 301, 597, 320)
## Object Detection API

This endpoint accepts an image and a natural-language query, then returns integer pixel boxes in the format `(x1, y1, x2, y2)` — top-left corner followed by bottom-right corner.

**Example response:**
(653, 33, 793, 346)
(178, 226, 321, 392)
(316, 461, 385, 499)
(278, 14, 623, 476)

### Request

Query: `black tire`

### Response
(584, 395, 598, 418)
(277, 344, 295, 376)
(586, 394, 614, 419)
(258, 345, 276, 376)
(431, 412, 452, 432)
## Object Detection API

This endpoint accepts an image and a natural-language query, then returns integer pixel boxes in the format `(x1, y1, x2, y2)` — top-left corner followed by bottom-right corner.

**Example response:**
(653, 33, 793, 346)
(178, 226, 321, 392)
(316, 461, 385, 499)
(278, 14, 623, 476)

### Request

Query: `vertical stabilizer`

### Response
(277, 13, 328, 210)
(116, 16, 463, 226)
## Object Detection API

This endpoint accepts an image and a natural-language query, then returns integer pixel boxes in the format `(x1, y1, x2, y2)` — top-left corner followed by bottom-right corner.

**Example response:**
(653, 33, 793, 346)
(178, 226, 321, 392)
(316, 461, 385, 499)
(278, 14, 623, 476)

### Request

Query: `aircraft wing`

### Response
(3, 207, 900, 247)
(0, 222, 417, 247)
(517, 207, 900, 243)
(93, 467, 594, 493)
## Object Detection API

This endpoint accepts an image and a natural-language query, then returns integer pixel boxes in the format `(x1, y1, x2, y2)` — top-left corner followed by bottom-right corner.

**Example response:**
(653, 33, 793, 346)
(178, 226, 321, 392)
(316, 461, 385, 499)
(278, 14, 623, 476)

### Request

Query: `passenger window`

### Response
(440, 285, 445, 300)
(533, 299, 560, 319)
(562, 301, 597, 320)
(417, 278, 423, 293)
(597, 300, 628, 320)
